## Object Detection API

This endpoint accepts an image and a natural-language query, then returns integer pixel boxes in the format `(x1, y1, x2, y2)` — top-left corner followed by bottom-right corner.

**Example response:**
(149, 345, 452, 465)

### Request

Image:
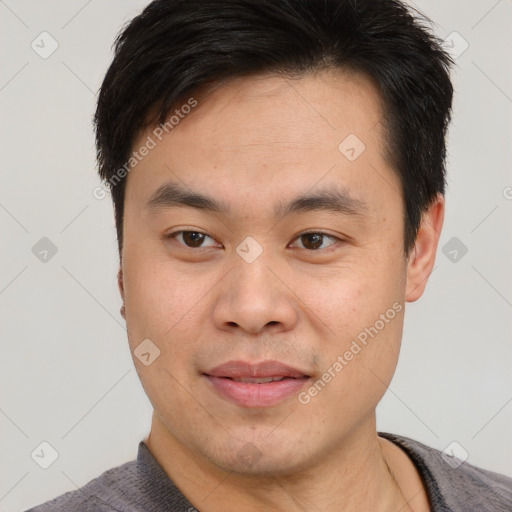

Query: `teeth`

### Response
(231, 376, 287, 383)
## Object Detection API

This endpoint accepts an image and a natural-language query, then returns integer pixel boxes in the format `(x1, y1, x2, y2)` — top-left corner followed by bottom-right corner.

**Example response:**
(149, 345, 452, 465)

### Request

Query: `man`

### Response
(28, 0, 512, 510)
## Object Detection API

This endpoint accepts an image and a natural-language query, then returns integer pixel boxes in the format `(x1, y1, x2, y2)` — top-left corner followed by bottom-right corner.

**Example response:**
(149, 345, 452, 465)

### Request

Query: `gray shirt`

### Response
(26, 432, 512, 511)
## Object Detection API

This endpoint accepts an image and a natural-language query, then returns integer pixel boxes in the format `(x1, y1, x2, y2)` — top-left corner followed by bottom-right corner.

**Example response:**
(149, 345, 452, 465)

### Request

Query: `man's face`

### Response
(120, 69, 418, 474)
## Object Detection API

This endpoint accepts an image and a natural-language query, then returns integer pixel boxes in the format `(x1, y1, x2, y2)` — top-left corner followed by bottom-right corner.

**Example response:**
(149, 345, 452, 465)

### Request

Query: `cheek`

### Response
(123, 253, 206, 333)
(297, 256, 402, 332)
(295, 254, 405, 404)
(300, 306, 404, 436)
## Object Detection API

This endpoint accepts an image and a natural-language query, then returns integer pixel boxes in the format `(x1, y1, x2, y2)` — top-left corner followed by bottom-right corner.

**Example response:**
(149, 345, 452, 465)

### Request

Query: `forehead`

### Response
(125, 69, 399, 218)
(168, 69, 385, 151)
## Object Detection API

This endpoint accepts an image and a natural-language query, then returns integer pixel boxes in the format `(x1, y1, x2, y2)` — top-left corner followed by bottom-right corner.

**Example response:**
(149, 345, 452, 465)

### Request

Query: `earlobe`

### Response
(405, 194, 445, 303)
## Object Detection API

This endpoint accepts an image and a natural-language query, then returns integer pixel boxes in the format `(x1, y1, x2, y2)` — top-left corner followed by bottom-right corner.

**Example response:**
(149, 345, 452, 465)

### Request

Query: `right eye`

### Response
(165, 230, 220, 249)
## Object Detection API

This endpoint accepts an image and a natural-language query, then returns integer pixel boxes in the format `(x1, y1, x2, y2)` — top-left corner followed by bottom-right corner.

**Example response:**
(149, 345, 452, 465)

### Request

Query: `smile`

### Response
(203, 360, 311, 407)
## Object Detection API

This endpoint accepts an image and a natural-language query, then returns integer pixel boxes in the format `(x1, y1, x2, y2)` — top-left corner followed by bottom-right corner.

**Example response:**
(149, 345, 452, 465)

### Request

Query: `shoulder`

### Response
(25, 442, 195, 512)
(25, 458, 139, 512)
(380, 432, 512, 512)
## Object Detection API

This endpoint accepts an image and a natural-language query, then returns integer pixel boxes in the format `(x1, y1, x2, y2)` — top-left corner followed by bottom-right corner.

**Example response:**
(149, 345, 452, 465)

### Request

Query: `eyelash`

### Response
(165, 230, 343, 252)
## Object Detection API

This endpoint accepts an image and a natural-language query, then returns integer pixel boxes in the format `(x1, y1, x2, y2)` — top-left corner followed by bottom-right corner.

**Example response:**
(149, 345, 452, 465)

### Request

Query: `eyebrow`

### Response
(145, 181, 368, 219)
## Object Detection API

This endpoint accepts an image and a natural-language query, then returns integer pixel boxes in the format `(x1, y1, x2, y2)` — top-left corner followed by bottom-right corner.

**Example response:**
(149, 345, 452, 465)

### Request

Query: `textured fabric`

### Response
(379, 433, 512, 512)
(26, 432, 512, 511)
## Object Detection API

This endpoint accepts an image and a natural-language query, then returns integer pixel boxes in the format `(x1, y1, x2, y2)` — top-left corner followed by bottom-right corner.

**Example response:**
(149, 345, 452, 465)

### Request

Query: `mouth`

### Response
(227, 376, 291, 383)
(203, 360, 311, 407)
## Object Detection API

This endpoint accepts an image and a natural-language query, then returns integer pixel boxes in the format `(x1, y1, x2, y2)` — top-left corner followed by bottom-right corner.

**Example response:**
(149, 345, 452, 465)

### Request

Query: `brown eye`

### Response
(167, 231, 218, 249)
(291, 232, 339, 251)
(181, 231, 205, 248)
(301, 233, 323, 250)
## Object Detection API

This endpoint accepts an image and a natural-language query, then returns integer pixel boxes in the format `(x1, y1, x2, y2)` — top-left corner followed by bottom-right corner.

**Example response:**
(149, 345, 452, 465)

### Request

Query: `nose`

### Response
(212, 251, 299, 335)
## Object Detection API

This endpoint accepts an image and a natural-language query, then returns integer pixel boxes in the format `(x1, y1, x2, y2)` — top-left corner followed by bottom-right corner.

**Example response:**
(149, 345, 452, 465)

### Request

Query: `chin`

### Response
(196, 429, 319, 477)
(215, 449, 313, 477)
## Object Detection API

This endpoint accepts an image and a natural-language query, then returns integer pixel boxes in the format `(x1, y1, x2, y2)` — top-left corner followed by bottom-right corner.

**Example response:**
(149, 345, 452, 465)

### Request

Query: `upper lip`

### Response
(204, 360, 309, 379)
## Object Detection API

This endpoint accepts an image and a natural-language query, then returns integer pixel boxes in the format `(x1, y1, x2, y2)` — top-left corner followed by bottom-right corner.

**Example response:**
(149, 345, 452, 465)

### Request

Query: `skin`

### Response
(118, 68, 444, 511)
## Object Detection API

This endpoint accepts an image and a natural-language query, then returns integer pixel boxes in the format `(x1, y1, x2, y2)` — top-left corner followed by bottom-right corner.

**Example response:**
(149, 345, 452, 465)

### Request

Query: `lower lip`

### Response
(205, 375, 309, 407)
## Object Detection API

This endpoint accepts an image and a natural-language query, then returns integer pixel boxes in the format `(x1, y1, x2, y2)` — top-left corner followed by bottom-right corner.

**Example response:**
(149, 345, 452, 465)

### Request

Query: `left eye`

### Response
(289, 232, 339, 251)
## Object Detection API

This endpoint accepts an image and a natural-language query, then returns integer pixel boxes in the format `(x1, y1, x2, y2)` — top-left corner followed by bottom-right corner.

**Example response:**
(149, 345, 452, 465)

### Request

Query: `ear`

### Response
(405, 194, 445, 303)
(117, 267, 126, 318)
(117, 267, 125, 299)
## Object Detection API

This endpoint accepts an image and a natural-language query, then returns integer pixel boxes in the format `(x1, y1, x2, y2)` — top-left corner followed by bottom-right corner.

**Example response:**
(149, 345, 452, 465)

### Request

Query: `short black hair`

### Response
(94, 0, 453, 259)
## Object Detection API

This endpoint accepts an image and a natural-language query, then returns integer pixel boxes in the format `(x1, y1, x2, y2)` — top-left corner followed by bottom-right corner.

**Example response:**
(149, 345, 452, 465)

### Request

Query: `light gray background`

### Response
(1, 1, 511, 510)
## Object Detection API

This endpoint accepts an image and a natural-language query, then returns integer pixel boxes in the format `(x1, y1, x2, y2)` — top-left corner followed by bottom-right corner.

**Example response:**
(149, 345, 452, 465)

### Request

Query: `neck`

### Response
(145, 413, 422, 512)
